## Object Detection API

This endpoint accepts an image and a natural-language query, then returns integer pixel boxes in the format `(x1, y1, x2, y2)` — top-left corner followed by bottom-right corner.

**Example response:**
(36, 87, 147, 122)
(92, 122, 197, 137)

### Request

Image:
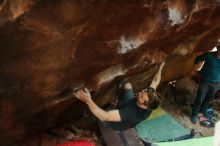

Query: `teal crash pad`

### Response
(155, 136, 213, 146)
(136, 114, 190, 143)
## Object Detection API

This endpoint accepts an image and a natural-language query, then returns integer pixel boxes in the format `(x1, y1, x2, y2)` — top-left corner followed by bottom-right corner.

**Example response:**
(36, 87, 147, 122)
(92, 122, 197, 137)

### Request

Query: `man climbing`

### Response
(191, 45, 220, 124)
(73, 62, 165, 131)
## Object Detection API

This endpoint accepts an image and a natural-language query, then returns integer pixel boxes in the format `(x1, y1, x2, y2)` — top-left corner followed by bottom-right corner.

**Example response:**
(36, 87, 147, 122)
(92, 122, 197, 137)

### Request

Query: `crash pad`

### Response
(155, 136, 213, 146)
(56, 140, 95, 146)
(136, 107, 190, 143)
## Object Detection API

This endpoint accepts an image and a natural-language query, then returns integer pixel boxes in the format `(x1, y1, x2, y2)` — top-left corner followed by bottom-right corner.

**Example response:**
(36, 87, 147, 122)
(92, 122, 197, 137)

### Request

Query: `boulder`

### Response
(1, 0, 220, 145)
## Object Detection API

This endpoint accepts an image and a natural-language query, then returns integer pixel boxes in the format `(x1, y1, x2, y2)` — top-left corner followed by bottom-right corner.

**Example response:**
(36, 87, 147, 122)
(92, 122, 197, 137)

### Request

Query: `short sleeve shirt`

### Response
(106, 98, 152, 131)
(195, 52, 220, 83)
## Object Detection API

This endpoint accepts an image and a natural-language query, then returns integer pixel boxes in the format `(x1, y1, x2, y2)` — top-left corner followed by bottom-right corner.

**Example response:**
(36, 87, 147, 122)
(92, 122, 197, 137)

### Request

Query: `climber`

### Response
(73, 62, 165, 131)
(191, 44, 220, 124)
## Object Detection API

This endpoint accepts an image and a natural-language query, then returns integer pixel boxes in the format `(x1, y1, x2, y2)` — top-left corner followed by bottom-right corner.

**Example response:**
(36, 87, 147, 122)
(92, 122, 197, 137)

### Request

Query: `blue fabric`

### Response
(194, 52, 220, 83)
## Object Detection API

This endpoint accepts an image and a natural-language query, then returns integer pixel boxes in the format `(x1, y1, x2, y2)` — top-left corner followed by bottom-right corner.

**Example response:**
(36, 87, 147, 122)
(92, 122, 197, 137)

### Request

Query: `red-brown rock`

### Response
(1, 0, 220, 145)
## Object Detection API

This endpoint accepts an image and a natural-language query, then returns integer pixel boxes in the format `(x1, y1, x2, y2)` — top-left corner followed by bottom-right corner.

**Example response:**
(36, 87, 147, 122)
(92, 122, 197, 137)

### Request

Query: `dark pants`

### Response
(192, 80, 220, 116)
(117, 88, 135, 107)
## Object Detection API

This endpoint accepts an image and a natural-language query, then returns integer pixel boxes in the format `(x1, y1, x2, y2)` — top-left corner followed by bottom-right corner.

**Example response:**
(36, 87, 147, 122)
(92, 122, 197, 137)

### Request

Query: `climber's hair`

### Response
(143, 87, 161, 110)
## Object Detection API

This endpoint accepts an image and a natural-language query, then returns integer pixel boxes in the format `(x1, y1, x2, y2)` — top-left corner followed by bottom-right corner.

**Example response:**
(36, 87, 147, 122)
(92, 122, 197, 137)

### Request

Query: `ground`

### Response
(161, 93, 219, 137)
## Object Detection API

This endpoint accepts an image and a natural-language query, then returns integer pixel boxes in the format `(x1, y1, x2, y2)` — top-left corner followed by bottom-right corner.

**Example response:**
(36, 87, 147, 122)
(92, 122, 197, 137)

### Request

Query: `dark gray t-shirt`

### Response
(106, 98, 152, 131)
(195, 52, 220, 83)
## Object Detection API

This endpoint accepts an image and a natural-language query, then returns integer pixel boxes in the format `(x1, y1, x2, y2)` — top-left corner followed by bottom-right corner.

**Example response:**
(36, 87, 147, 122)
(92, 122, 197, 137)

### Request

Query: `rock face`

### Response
(0, 0, 220, 145)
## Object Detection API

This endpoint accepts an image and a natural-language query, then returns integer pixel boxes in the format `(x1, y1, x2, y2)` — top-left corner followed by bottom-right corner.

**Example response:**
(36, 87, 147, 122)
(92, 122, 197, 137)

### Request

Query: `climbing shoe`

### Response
(199, 117, 214, 128)
(190, 116, 197, 124)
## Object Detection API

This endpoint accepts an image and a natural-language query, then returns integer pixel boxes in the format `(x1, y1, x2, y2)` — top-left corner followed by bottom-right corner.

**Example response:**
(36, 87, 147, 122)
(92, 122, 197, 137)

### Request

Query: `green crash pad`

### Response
(136, 107, 190, 143)
(155, 136, 213, 146)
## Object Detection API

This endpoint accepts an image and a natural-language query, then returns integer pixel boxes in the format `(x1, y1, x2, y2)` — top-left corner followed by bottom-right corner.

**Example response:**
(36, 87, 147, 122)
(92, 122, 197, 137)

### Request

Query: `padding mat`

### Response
(136, 107, 190, 143)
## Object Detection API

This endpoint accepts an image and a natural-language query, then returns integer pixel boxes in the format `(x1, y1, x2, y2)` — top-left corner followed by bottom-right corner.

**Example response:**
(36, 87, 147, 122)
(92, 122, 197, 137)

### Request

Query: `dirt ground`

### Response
(161, 97, 219, 137)
(160, 81, 219, 138)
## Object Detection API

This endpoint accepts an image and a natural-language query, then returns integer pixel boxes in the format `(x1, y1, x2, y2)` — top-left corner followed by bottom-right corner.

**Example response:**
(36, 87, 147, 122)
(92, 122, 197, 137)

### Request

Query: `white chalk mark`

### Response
(117, 36, 145, 54)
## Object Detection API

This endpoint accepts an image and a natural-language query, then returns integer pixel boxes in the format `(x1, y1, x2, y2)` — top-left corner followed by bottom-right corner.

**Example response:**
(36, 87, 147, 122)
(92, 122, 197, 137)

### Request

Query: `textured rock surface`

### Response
(1, 0, 220, 145)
